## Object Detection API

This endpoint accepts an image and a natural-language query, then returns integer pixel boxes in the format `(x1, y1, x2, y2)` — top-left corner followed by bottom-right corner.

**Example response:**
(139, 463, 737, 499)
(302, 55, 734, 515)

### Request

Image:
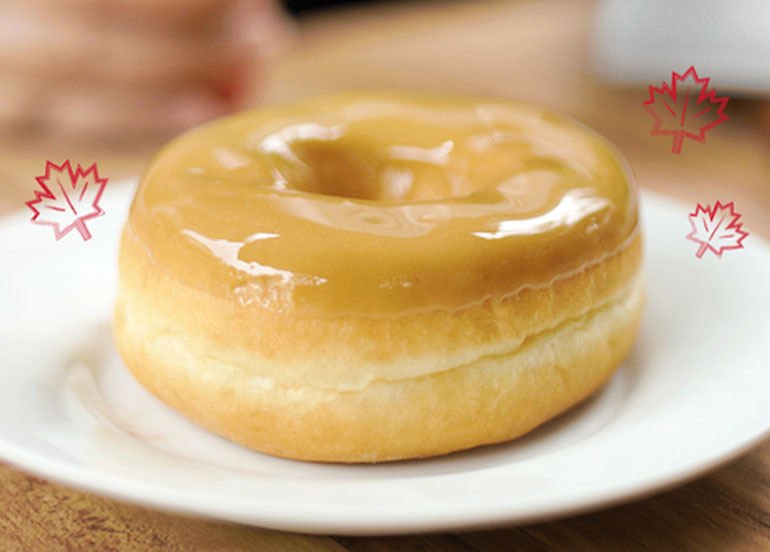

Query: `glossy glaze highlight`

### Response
(128, 92, 639, 317)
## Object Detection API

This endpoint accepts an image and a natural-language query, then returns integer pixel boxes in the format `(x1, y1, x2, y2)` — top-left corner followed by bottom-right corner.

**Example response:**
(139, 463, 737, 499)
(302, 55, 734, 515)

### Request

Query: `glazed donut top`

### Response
(128, 91, 639, 317)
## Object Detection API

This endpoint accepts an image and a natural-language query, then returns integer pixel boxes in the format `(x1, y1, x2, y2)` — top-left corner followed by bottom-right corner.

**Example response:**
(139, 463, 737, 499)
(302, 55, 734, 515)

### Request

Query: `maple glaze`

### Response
(127, 91, 639, 317)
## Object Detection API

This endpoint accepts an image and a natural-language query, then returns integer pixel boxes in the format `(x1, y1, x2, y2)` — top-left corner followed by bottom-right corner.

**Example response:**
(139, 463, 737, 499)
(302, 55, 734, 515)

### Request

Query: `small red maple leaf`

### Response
(26, 160, 108, 241)
(686, 201, 748, 259)
(643, 66, 729, 153)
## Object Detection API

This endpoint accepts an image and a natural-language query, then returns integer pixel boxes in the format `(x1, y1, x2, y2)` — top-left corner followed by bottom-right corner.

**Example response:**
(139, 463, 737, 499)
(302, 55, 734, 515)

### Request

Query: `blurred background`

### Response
(1, 0, 769, 230)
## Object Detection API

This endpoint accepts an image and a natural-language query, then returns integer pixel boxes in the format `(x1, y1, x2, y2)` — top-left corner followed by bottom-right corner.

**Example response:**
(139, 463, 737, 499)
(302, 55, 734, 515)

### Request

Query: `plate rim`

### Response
(0, 425, 767, 535)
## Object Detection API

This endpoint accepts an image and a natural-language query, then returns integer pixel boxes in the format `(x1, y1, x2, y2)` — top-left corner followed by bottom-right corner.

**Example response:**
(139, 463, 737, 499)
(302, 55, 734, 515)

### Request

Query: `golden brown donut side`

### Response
(117, 224, 641, 390)
(113, 229, 642, 462)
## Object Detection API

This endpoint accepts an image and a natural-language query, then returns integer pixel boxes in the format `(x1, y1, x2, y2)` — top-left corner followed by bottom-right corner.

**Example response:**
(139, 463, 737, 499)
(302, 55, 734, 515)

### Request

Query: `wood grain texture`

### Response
(1, 0, 769, 549)
(0, 463, 349, 552)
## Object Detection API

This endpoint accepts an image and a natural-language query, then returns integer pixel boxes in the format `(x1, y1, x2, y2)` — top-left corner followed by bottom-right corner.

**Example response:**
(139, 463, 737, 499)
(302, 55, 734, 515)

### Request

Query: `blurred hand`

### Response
(0, 0, 291, 141)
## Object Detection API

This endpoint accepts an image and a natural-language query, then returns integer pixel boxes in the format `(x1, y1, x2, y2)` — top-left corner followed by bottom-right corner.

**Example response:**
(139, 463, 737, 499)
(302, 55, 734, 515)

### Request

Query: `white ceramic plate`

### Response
(1, 181, 769, 535)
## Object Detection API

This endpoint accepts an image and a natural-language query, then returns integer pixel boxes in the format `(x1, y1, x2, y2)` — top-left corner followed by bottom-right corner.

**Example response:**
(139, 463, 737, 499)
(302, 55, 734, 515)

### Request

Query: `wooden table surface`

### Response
(2, 1, 769, 550)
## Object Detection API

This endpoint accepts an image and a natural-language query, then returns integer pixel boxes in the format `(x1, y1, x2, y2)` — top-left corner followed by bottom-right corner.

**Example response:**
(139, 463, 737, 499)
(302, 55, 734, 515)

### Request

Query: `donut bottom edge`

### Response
(113, 273, 644, 464)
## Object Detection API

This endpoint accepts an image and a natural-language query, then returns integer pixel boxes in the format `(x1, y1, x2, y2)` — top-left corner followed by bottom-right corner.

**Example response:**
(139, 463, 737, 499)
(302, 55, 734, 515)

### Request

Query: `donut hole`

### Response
(289, 140, 381, 200)
(283, 140, 484, 201)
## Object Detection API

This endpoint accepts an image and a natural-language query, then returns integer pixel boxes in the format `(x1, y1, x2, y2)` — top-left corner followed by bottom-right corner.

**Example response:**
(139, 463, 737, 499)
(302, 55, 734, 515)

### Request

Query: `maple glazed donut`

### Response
(114, 91, 643, 463)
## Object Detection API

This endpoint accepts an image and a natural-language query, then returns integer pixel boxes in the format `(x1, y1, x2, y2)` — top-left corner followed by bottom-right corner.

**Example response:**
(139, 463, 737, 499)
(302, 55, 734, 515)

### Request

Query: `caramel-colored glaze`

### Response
(128, 91, 639, 317)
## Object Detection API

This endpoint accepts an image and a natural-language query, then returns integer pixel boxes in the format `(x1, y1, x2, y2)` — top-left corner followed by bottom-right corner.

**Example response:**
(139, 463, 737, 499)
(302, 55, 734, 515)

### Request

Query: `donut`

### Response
(114, 91, 643, 463)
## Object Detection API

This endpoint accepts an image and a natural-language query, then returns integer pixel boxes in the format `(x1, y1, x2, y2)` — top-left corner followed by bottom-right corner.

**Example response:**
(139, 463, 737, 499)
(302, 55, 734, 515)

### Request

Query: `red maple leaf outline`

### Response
(685, 201, 748, 259)
(643, 66, 729, 154)
(25, 160, 108, 241)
